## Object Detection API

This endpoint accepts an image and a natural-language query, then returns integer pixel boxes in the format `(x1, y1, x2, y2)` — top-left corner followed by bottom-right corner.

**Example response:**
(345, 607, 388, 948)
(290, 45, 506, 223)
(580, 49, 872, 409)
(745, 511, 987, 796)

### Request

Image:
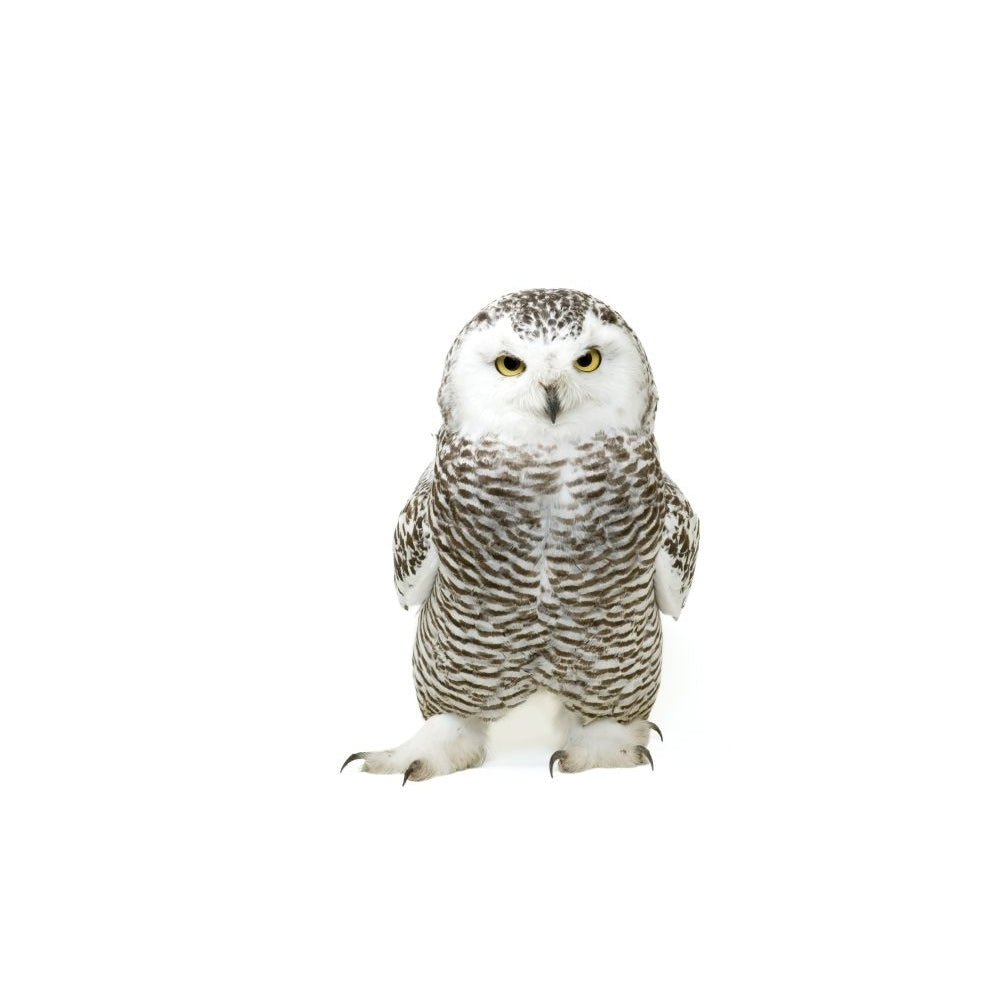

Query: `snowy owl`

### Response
(342, 289, 698, 781)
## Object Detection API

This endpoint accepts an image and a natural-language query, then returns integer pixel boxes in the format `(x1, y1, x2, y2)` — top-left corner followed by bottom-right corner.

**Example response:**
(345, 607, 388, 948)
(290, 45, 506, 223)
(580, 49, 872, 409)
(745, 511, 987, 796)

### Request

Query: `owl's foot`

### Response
(341, 713, 487, 783)
(548, 717, 662, 776)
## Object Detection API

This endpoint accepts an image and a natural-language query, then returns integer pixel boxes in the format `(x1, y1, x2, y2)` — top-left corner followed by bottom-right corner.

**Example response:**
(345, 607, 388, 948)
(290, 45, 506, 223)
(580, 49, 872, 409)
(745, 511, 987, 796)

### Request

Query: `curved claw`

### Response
(648, 722, 663, 742)
(340, 752, 367, 773)
(402, 760, 422, 786)
(635, 745, 654, 770)
(549, 750, 569, 778)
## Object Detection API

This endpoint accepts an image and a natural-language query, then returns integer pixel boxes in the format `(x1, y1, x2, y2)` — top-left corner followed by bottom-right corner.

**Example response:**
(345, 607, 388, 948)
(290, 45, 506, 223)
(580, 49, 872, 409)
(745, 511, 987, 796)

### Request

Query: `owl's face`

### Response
(439, 290, 657, 443)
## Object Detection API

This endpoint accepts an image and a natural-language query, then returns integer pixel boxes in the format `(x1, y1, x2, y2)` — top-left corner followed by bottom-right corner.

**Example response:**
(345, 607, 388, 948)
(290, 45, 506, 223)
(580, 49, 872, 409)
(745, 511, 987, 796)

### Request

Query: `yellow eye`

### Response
(495, 355, 526, 376)
(573, 348, 602, 372)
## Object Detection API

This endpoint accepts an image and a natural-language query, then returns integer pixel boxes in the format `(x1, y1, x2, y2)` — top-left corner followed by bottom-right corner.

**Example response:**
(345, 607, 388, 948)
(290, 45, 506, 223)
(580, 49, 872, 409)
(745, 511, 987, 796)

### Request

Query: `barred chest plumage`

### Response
(413, 430, 666, 722)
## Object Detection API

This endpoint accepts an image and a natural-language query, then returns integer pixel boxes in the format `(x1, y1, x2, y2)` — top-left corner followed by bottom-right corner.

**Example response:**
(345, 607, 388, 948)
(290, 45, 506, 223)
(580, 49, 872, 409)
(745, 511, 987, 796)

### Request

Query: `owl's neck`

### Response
(445, 402, 655, 446)
(440, 419, 655, 451)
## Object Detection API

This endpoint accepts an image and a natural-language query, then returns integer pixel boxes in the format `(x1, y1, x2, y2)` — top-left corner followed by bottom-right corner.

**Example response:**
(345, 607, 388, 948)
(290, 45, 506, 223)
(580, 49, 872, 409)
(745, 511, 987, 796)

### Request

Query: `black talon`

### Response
(635, 745, 654, 770)
(340, 752, 366, 773)
(649, 722, 663, 742)
(402, 760, 421, 786)
(549, 750, 569, 778)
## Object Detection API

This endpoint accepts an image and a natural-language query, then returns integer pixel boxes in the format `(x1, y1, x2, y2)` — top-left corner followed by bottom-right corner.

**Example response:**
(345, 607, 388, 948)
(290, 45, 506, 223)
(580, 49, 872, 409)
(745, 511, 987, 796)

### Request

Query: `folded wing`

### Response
(393, 464, 439, 609)
(653, 473, 699, 619)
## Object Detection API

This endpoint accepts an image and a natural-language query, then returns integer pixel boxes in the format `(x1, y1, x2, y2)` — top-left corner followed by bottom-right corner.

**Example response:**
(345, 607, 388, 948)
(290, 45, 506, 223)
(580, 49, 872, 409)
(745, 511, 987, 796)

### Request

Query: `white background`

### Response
(2, 2, 998, 997)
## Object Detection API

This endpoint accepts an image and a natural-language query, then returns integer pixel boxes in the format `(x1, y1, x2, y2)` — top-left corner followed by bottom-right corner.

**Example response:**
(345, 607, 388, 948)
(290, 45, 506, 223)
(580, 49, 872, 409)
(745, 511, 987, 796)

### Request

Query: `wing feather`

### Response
(653, 473, 699, 619)
(393, 464, 439, 609)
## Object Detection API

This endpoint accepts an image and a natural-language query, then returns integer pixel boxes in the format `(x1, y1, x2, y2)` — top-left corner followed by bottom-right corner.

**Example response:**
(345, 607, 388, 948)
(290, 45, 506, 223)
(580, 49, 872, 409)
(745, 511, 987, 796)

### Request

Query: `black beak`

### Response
(543, 384, 561, 423)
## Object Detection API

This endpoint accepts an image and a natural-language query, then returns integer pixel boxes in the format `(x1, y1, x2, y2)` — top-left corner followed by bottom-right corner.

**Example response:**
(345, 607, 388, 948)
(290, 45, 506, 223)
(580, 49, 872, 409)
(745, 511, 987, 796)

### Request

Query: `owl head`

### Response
(438, 289, 658, 442)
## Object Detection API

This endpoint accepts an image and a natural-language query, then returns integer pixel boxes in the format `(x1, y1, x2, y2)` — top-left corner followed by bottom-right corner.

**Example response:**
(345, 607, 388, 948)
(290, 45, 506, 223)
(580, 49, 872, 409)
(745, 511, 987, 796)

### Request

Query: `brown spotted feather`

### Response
(405, 430, 670, 723)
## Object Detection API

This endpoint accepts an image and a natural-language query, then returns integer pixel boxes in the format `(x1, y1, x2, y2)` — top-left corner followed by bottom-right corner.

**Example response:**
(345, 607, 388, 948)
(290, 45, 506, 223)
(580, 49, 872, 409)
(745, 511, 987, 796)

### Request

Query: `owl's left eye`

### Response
(495, 355, 526, 376)
(573, 348, 602, 372)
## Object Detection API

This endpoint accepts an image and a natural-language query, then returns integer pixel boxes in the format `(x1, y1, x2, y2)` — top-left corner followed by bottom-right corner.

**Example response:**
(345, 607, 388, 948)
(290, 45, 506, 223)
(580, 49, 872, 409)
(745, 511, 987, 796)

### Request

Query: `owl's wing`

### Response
(393, 464, 440, 609)
(653, 473, 700, 619)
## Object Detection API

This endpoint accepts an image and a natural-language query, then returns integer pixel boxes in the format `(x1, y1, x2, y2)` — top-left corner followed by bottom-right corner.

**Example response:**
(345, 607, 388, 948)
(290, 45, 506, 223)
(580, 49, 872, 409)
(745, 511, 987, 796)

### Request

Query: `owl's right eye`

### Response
(495, 355, 526, 376)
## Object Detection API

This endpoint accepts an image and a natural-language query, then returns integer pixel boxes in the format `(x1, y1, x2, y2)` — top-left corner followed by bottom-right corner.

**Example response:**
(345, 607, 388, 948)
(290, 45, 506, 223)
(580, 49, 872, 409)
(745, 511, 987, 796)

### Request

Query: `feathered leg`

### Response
(341, 714, 487, 784)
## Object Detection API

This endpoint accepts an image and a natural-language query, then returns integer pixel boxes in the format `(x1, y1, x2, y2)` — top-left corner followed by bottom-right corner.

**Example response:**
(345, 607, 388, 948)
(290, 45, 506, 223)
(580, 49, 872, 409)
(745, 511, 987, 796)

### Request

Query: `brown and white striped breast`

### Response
(412, 430, 665, 723)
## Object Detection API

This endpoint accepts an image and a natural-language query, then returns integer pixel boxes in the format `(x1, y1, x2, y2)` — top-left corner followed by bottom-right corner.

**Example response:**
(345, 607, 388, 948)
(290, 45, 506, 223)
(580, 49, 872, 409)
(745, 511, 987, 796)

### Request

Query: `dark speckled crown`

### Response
(469, 288, 626, 342)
